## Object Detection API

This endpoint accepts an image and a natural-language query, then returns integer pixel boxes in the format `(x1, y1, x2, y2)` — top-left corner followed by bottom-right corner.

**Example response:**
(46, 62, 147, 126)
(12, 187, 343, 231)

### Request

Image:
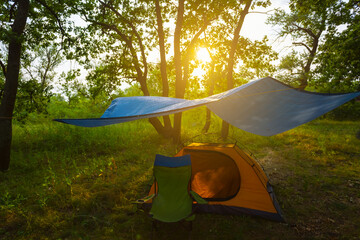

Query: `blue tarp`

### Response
(54, 77, 360, 136)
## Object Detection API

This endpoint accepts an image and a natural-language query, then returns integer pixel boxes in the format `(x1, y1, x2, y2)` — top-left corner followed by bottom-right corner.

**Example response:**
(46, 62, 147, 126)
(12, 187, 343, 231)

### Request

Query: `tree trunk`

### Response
(173, 0, 185, 143)
(94, 16, 174, 139)
(0, 0, 29, 171)
(155, 0, 169, 98)
(202, 56, 215, 133)
(155, 0, 173, 136)
(221, 0, 252, 140)
(298, 31, 322, 90)
(148, 118, 173, 138)
(138, 75, 172, 138)
(202, 109, 212, 133)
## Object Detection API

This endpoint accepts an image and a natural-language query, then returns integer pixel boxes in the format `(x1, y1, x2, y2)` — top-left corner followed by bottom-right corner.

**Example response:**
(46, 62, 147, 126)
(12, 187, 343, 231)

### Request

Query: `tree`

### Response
(0, 0, 75, 170)
(201, 46, 217, 133)
(14, 45, 63, 120)
(221, 0, 272, 139)
(76, 0, 232, 142)
(76, 0, 174, 137)
(0, 0, 30, 170)
(267, 0, 343, 90)
(152, 0, 275, 140)
(268, 0, 360, 93)
(314, 0, 360, 92)
(154, 0, 173, 136)
(200, 35, 277, 133)
(275, 50, 303, 86)
(85, 60, 124, 101)
(58, 69, 82, 105)
(171, 0, 236, 141)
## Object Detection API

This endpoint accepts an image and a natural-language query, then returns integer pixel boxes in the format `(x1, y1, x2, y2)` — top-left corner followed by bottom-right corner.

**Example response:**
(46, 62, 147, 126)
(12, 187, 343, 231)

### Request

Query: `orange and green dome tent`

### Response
(146, 143, 285, 222)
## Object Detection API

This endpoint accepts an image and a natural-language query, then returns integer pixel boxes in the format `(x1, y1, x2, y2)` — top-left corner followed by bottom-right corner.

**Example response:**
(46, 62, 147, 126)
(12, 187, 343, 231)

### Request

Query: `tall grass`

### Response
(1, 107, 360, 239)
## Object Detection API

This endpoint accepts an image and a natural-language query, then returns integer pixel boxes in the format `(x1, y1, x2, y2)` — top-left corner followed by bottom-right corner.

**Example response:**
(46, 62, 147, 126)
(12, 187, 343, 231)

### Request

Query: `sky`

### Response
(242, 0, 290, 50)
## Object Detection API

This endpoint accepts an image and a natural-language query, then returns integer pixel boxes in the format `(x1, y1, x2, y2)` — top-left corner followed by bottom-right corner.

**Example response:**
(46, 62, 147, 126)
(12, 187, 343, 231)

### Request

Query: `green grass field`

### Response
(1, 108, 359, 239)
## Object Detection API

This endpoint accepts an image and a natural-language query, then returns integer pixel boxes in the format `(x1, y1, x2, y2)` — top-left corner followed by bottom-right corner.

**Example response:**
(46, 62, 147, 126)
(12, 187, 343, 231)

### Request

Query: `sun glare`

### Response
(196, 47, 211, 63)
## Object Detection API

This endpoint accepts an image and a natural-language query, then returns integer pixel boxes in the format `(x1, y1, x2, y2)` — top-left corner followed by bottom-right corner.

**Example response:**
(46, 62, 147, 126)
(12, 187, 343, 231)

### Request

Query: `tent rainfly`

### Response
(54, 77, 360, 136)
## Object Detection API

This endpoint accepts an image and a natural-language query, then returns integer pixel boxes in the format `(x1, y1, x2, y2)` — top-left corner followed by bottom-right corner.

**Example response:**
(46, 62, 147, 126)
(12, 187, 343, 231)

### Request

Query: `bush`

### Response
(324, 101, 360, 120)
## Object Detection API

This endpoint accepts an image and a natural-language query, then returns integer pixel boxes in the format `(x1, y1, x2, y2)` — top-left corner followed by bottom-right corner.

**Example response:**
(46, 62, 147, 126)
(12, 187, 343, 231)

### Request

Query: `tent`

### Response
(54, 77, 360, 136)
(146, 143, 285, 222)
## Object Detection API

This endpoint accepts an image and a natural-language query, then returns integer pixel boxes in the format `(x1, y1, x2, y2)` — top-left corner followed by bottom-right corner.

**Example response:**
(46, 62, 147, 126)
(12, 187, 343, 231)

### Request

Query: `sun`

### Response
(196, 47, 211, 63)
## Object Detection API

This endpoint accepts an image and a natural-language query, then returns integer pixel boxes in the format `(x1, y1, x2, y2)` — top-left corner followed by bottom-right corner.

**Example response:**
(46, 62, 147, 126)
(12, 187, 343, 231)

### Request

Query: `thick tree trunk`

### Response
(221, 0, 251, 140)
(0, 120, 12, 171)
(173, 0, 185, 143)
(0, 0, 29, 171)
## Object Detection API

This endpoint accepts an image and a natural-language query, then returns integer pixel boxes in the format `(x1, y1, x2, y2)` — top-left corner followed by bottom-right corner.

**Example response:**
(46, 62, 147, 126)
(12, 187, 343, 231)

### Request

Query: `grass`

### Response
(1, 108, 360, 239)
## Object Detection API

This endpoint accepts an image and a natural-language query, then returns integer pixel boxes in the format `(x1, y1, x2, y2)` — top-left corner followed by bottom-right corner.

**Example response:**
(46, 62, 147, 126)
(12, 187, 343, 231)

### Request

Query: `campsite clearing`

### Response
(0, 116, 359, 239)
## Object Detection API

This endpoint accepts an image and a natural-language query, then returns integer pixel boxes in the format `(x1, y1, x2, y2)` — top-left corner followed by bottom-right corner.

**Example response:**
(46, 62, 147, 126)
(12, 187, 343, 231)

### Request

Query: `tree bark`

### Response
(0, 0, 29, 171)
(138, 75, 172, 138)
(202, 73, 215, 133)
(221, 0, 251, 140)
(203, 51, 215, 133)
(298, 31, 322, 90)
(173, 0, 185, 143)
(181, 20, 211, 90)
(155, 0, 169, 98)
(95, 2, 176, 138)
(91, 13, 174, 139)
(155, 0, 173, 135)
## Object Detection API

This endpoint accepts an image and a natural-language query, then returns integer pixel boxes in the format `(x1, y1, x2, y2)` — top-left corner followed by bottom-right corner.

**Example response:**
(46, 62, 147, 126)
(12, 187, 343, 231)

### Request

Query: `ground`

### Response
(0, 117, 359, 239)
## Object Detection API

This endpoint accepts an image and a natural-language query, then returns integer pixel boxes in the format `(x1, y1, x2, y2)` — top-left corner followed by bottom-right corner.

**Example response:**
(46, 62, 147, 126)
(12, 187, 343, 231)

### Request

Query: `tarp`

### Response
(54, 77, 360, 136)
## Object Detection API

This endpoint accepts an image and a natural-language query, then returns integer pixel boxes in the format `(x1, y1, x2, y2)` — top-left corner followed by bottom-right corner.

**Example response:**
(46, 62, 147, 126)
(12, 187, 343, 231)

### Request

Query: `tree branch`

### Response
(42, 48, 60, 87)
(87, 20, 130, 49)
(24, 64, 36, 81)
(34, 0, 66, 38)
(98, 0, 148, 78)
(248, 9, 278, 15)
(0, 59, 6, 77)
(86, 18, 146, 90)
(292, 42, 311, 53)
(9, 0, 18, 22)
(291, 23, 317, 39)
(183, 19, 211, 54)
